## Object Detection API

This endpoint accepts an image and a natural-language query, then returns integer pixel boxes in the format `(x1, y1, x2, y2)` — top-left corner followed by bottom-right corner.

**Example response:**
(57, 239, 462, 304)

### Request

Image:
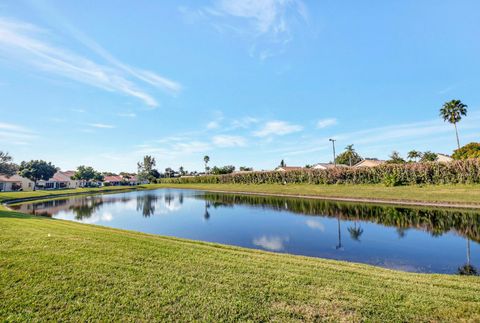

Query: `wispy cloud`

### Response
(0, 17, 180, 107)
(0, 122, 37, 145)
(212, 135, 246, 147)
(117, 112, 136, 118)
(253, 235, 289, 251)
(317, 118, 337, 129)
(180, 0, 308, 59)
(88, 123, 115, 129)
(207, 121, 220, 129)
(253, 120, 302, 137)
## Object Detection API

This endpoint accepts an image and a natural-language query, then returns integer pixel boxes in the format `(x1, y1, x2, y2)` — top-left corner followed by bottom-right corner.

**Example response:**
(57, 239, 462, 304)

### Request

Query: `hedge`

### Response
(160, 160, 480, 186)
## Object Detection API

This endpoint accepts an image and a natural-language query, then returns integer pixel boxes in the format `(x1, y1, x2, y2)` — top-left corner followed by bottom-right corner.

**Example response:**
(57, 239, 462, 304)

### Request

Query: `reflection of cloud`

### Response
(80, 212, 114, 224)
(253, 235, 289, 251)
(306, 219, 325, 231)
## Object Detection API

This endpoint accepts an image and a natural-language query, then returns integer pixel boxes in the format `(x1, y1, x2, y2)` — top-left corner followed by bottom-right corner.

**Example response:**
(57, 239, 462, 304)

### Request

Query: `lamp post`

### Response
(329, 138, 337, 166)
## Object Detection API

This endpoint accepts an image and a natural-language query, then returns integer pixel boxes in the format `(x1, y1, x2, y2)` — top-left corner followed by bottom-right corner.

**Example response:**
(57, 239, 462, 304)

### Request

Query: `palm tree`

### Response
(440, 99, 468, 149)
(407, 150, 421, 162)
(458, 238, 478, 275)
(203, 155, 210, 174)
(348, 222, 364, 242)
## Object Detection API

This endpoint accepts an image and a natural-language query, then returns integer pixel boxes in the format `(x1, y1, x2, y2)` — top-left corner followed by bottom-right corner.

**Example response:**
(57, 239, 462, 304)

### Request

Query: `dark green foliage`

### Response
(420, 151, 438, 162)
(453, 142, 480, 160)
(211, 165, 235, 175)
(161, 160, 480, 186)
(386, 151, 406, 164)
(72, 166, 103, 183)
(18, 160, 56, 185)
(0, 151, 17, 176)
(335, 144, 362, 166)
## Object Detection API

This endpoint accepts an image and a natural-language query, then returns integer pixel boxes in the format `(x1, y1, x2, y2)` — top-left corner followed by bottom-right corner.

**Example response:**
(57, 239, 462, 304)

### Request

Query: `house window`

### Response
(0, 182, 4, 192)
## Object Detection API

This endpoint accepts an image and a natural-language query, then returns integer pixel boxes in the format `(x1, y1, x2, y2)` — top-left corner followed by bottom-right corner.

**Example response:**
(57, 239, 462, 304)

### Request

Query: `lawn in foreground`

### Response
(156, 183, 480, 205)
(1, 210, 479, 321)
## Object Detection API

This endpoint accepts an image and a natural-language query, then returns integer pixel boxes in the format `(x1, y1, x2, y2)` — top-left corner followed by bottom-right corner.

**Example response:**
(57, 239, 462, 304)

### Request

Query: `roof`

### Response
(312, 163, 343, 169)
(353, 159, 386, 168)
(104, 175, 124, 182)
(0, 174, 28, 183)
(50, 172, 71, 182)
(60, 170, 76, 178)
(275, 166, 304, 171)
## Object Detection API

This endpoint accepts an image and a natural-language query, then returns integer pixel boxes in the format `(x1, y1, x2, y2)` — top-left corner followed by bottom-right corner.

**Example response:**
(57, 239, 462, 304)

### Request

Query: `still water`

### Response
(11, 189, 480, 274)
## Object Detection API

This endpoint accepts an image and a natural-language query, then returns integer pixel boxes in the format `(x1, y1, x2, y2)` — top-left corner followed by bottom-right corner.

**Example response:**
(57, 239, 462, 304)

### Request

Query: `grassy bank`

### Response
(0, 185, 155, 205)
(155, 183, 480, 206)
(1, 210, 479, 321)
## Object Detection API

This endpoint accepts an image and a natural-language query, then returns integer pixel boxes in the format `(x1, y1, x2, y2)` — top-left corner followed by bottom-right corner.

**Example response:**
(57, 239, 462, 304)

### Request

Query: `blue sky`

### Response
(1, 0, 479, 173)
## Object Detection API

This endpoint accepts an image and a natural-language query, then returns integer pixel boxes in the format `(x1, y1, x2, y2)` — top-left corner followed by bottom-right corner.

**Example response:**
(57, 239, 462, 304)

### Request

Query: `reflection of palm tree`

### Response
(336, 217, 343, 250)
(458, 238, 478, 275)
(136, 194, 157, 217)
(348, 222, 364, 242)
(396, 227, 407, 239)
(204, 200, 210, 220)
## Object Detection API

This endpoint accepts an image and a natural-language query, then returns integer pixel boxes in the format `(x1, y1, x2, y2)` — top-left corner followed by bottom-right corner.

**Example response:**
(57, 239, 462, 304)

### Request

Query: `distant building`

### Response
(103, 175, 124, 186)
(353, 159, 386, 168)
(436, 153, 454, 163)
(275, 166, 304, 172)
(0, 174, 34, 192)
(312, 163, 348, 170)
(37, 171, 84, 190)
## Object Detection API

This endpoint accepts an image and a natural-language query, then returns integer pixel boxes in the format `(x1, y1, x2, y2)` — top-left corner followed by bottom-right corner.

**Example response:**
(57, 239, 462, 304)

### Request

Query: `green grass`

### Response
(0, 185, 155, 204)
(1, 210, 479, 322)
(155, 183, 480, 206)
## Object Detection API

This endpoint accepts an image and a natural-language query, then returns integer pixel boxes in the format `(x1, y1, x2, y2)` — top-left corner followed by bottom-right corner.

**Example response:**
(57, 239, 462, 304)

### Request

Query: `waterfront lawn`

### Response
(155, 183, 480, 206)
(1, 209, 480, 321)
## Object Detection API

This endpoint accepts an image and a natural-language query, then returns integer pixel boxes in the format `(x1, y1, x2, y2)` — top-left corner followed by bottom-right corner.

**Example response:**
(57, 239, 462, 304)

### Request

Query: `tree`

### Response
(386, 151, 406, 164)
(179, 166, 185, 176)
(452, 142, 480, 160)
(72, 166, 103, 186)
(164, 167, 174, 178)
(440, 99, 468, 149)
(420, 151, 438, 162)
(137, 155, 156, 182)
(210, 165, 235, 175)
(203, 155, 210, 174)
(279, 159, 286, 167)
(239, 166, 253, 171)
(18, 160, 56, 190)
(407, 150, 421, 162)
(335, 144, 362, 166)
(0, 151, 17, 176)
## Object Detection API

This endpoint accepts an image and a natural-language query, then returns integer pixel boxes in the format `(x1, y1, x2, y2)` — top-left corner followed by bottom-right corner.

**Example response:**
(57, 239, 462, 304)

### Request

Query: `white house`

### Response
(436, 153, 454, 163)
(275, 166, 304, 172)
(36, 171, 84, 190)
(311, 163, 347, 170)
(0, 174, 34, 192)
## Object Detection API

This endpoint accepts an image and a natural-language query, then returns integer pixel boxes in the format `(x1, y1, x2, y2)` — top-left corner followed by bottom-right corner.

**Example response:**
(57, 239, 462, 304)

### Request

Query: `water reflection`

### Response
(10, 189, 480, 274)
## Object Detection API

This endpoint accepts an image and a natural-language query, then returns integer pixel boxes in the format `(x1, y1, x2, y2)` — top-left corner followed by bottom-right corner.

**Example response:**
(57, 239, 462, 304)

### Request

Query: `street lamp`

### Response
(329, 138, 337, 166)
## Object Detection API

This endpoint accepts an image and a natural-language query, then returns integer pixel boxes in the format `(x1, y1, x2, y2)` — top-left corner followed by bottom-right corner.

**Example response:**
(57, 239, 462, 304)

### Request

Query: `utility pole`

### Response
(329, 138, 337, 166)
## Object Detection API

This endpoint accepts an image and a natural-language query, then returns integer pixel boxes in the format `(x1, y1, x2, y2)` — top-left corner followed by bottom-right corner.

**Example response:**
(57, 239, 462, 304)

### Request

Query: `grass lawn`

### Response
(1, 210, 480, 322)
(155, 183, 480, 206)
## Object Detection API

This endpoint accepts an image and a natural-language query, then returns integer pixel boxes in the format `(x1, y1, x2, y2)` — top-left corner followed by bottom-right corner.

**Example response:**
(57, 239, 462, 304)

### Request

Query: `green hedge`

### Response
(160, 160, 480, 185)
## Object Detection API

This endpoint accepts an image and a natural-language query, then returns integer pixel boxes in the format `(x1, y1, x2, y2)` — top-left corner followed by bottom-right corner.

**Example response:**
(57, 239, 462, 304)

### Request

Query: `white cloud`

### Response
(0, 17, 180, 107)
(212, 135, 246, 147)
(253, 235, 289, 251)
(306, 219, 325, 231)
(207, 121, 220, 129)
(181, 0, 308, 59)
(230, 116, 259, 129)
(317, 118, 337, 129)
(0, 122, 37, 145)
(88, 123, 115, 129)
(253, 120, 302, 137)
(117, 112, 136, 118)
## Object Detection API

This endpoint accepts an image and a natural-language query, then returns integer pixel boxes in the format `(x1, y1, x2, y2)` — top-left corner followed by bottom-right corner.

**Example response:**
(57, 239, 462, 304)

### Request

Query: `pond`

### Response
(11, 188, 480, 274)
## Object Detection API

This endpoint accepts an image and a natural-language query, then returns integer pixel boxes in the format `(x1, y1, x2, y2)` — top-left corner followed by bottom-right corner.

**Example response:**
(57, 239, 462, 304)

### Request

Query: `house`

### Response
(311, 163, 348, 170)
(103, 175, 124, 186)
(353, 159, 386, 168)
(275, 166, 304, 172)
(436, 153, 454, 163)
(0, 174, 34, 192)
(36, 171, 84, 190)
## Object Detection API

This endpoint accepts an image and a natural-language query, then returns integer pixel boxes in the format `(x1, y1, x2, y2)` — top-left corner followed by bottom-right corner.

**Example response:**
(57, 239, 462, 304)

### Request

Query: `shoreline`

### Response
(2, 183, 480, 210)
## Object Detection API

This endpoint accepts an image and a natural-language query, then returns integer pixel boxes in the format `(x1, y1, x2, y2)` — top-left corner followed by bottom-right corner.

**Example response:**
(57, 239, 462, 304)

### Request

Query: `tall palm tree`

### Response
(440, 99, 468, 149)
(407, 150, 421, 162)
(203, 155, 210, 174)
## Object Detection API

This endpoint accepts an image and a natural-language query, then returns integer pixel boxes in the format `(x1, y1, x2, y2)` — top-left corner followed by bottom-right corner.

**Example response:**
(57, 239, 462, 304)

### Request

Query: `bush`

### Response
(453, 142, 480, 160)
(161, 160, 480, 186)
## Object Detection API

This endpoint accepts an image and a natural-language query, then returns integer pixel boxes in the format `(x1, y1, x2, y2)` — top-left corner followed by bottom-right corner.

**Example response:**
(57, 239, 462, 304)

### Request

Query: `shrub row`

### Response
(160, 159, 480, 186)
